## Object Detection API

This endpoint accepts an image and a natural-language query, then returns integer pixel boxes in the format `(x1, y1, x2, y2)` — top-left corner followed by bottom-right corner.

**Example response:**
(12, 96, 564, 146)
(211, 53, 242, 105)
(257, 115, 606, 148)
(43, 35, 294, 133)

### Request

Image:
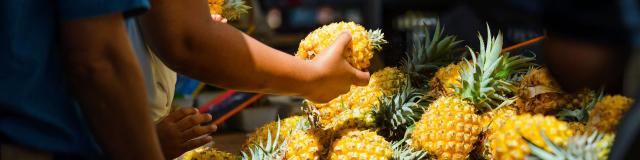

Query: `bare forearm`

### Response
(62, 13, 164, 159)
(139, 1, 315, 96)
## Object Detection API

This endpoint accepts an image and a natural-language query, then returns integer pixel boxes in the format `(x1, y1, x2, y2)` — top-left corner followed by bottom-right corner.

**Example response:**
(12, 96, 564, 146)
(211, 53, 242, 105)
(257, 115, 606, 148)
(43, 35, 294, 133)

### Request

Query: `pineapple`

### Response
(375, 85, 425, 139)
(242, 116, 305, 150)
(411, 96, 482, 160)
(208, 0, 251, 20)
(242, 122, 286, 160)
(391, 139, 430, 160)
(284, 128, 329, 160)
(328, 130, 393, 160)
(412, 26, 532, 159)
(454, 27, 534, 112)
(528, 132, 614, 160)
(181, 146, 239, 160)
(304, 22, 460, 133)
(587, 95, 634, 133)
(296, 22, 387, 70)
(490, 114, 574, 160)
(514, 67, 568, 114)
(477, 106, 517, 159)
(427, 62, 463, 98)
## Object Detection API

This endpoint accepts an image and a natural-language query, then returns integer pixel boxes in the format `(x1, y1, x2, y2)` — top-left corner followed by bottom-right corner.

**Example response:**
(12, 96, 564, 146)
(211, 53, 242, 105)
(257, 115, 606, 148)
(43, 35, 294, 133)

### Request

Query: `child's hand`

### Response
(211, 14, 228, 23)
(306, 31, 370, 103)
(156, 108, 217, 159)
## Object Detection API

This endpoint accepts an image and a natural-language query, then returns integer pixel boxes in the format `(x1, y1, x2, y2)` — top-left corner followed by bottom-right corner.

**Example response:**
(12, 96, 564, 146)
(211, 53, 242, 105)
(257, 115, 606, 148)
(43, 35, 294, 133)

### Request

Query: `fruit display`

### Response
(207, 0, 251, 20)
(180, 22, 634, 160)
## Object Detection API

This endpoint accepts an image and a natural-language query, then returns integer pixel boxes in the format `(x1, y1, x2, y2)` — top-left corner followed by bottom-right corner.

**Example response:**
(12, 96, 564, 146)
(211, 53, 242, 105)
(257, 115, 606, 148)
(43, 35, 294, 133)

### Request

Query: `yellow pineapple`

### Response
(208, 0, 251, 20)
(490, 114, 574, 160)
(181, 146, 239, 160)
(296, 22, 386, 70)
(477, 106, 517, 159)
(242, 116, 305, 150)
(412, 27, 533, 159)
(587, 95, 634, 133)
(284, 128, 330, 160)
(328, 130, 393, 160)
(370, 67, 407, 95)
(427, 62, 463, 98)
(411, 96, 482, 159)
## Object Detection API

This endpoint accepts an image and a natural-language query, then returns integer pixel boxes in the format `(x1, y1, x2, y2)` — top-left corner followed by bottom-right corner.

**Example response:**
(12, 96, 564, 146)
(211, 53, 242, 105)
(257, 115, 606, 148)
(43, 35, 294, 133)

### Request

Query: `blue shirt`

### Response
(0, 0, 149, 156)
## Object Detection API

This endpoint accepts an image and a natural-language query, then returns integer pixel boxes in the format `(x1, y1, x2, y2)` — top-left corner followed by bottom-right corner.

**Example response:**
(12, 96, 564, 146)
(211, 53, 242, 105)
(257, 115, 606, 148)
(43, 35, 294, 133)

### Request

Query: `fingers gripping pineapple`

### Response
(328, 130, 393, 160)
(587, 95, 634, 133)
(208, 0, 251, 20)
(296, 22, 387, 70)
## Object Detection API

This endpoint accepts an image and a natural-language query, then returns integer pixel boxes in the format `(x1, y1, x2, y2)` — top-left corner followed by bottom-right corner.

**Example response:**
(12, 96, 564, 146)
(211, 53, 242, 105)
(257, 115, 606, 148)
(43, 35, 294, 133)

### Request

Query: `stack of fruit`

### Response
(180, 21, 634, 160)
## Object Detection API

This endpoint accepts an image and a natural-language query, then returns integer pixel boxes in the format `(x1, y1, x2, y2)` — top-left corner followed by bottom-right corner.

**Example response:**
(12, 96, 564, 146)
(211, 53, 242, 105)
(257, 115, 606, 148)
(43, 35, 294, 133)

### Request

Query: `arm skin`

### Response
(60, 13, 164, 159)
(138, 0, 369, 103)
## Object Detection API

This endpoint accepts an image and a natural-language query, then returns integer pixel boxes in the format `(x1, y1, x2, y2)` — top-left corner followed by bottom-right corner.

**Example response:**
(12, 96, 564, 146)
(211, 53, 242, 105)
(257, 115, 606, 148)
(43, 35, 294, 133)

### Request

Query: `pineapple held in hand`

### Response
(208, 0, 251, 20)
(296, 22, 387, 70)
(328, 130, 393, 160)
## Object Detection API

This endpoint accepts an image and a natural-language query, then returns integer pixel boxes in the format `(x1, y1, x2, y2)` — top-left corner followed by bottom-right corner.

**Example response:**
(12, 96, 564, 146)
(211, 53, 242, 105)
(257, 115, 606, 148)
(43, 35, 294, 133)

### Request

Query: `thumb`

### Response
(324, 31, 352, 58)
(352, 69, 370, 86)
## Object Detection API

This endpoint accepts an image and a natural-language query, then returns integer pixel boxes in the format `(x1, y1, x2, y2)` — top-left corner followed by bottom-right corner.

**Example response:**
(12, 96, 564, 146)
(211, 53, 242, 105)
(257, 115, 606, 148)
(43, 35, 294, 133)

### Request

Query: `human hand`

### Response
(211, 14, 228, 23)
(156, 108, 218, 159)
(305, 31, 371, 103)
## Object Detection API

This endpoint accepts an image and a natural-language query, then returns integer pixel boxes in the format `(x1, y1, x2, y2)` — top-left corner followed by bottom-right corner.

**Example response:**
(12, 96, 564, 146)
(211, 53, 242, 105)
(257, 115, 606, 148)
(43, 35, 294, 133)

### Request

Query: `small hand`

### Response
(306, 31, 370, 103)
(156, 108, 218, 159)
(211, 14, 228, 23)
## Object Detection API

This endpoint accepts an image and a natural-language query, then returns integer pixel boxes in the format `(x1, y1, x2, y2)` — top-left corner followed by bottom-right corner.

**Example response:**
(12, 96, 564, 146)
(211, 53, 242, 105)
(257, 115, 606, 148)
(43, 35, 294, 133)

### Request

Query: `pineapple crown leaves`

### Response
(368, 29, 388, 51)
(454, 25, 534, 112)
(242, 118, 286, 160)
(525, 130, 612, 160)
(375, 84, 425, 138)
(222, 0, 251, 20)
(401, 22, 463, 87)
(391, 140, 430, 160)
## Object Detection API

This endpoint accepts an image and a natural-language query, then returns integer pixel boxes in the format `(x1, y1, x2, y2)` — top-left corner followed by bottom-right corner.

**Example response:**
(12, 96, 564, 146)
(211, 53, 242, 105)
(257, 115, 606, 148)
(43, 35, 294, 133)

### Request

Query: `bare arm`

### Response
(60, 13, 164, 159)
(138, 0, 369, 102)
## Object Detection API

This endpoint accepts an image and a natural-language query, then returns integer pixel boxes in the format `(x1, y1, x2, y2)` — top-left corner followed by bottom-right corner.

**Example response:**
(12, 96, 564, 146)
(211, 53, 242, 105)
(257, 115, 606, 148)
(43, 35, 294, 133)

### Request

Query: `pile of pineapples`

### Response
(180, 22, 634, 160)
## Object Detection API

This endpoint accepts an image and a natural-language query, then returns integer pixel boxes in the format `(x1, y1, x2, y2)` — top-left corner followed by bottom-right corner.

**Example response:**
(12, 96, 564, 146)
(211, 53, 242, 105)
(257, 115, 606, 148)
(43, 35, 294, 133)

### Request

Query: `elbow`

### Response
(66, 54, 119, 84)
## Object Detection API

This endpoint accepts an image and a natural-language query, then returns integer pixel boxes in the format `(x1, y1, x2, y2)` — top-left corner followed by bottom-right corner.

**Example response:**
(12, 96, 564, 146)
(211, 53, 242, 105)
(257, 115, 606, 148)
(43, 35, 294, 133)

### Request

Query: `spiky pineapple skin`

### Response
(296, 22, 374, 70)
(491, 114, 573, 160)
(568, 122, 587, 135)
(411, 96, 481, 160)
(285, 129, 327, 160)
(477, 106, 517, 159)
(328, 130, 393, 160)
(182, 146, 239, 160)
(587, 95, 634, 133)
(427, 62, 463, 98)
(370, 67, 408, 96)
(242, 116, 305, 150)
(307, 84, 383, 130)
